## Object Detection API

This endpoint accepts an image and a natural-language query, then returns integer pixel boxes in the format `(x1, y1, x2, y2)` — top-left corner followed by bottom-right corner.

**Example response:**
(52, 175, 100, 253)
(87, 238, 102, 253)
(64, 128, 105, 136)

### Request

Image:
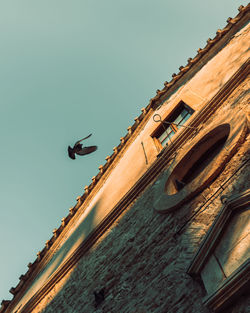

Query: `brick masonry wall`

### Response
(32, 79, 249, 313)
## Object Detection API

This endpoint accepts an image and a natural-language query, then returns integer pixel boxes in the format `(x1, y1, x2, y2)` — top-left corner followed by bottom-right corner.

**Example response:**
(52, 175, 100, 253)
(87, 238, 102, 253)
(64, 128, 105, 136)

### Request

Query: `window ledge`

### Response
(203, 259, 250, 312)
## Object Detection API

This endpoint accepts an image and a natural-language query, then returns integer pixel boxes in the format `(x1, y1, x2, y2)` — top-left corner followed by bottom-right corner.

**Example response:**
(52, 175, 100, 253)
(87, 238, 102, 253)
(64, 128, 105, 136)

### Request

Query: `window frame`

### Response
(152, 101, 194, 150)
(187, 189, 250, 313)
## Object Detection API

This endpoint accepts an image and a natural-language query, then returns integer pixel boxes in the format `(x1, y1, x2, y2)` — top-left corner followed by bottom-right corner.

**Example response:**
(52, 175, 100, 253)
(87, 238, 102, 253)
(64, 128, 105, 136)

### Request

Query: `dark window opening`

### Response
(165, 124, 230, 196)
(181, 135, 229, 187)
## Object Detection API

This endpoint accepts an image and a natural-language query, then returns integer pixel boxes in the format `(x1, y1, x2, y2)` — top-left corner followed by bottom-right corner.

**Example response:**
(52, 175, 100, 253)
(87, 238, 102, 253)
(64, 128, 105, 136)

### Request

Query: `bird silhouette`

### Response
(68, 134, 97, 159)
(93, 288, 105, 307)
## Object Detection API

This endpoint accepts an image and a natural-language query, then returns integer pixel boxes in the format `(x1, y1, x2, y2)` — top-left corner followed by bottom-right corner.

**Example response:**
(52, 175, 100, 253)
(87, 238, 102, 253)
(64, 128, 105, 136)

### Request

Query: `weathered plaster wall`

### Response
(187, 23, 249, 101)
(30, 78, 249, 313)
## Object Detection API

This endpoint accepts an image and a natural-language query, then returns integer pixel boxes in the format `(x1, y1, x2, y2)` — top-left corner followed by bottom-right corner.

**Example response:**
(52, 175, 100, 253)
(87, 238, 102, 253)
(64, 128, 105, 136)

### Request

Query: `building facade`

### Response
(1, 4, 250, 313)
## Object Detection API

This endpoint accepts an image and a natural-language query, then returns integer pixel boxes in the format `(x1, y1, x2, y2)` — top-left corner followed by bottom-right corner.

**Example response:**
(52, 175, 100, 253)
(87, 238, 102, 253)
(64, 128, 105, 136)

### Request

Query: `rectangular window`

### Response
(187, 190, 250, 313)
(152, 101, 194, 149)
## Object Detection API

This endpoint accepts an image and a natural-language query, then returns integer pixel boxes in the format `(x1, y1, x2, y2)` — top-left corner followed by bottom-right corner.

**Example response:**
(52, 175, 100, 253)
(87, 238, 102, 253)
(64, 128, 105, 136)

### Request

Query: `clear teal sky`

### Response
(0, 0, 248, 302)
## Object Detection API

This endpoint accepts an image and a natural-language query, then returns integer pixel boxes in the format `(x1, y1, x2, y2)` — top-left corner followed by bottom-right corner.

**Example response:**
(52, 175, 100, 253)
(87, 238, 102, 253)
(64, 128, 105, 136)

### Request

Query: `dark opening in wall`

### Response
(165, 124, 230, 195)
(181, 136, 229, 186)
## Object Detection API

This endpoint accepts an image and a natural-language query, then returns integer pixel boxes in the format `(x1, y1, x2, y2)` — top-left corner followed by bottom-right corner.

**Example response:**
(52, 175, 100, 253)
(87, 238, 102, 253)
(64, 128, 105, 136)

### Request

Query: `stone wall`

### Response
(31, 78, 249, 313)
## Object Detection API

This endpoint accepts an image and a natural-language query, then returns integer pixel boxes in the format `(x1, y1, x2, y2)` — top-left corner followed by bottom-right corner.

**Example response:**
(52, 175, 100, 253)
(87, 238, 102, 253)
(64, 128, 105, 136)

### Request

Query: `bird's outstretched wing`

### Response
(74, 134, 92, 147)
(76, 145, 97, 156)
(68, 134, 97, 159)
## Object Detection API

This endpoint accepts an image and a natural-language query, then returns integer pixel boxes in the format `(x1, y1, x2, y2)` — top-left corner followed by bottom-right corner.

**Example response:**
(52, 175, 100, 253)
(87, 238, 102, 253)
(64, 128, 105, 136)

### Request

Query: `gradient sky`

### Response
(0, 0, 248, 302)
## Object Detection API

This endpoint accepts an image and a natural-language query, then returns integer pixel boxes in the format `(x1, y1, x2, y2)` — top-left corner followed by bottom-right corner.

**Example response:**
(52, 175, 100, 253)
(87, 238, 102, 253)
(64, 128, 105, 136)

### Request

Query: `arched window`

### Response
(165, 124, 230, 196)
(154, 112, 248, 214)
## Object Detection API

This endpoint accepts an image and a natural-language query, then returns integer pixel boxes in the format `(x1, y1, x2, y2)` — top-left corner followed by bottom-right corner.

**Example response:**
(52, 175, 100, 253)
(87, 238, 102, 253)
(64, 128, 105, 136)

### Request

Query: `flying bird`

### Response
(68, 134, 97, 159)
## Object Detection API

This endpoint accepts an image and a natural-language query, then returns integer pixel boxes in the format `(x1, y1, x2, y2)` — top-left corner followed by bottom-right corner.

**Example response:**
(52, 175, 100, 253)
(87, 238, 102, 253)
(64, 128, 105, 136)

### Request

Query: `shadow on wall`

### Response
(18, 198, 103, 313)
(51, 198, 102, 274)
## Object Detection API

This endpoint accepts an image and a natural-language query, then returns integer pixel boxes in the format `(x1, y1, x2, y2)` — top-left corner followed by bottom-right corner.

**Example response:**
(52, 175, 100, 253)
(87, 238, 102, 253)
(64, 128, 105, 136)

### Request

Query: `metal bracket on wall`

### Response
(153, 113, 199, 131)
(153, 113, 199, 153)
(141, 141, 148, 165)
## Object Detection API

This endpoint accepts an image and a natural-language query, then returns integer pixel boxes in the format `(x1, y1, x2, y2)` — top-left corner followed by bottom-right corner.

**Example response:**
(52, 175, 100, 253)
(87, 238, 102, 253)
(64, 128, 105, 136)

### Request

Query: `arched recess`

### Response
(154, 111, 248, 214)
